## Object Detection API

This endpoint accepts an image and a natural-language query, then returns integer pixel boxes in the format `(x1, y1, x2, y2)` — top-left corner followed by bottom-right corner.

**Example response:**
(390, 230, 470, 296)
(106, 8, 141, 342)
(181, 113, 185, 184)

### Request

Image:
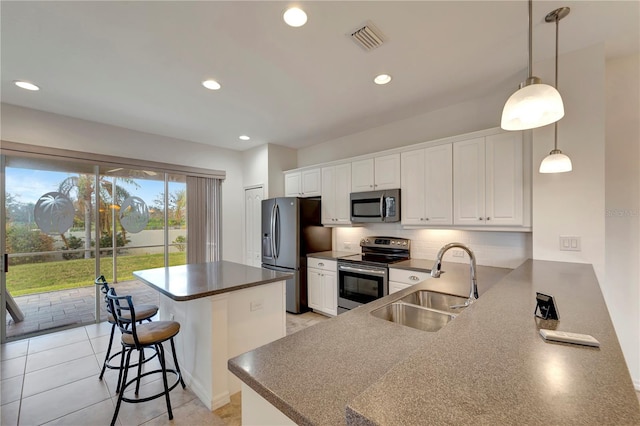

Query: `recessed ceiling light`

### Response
(374, 74, 392, 85)
(202, 79, 221, 90)
(283, 7, 307, 27)
(14, 80, 40, 91)
(239, 135, 251, 141)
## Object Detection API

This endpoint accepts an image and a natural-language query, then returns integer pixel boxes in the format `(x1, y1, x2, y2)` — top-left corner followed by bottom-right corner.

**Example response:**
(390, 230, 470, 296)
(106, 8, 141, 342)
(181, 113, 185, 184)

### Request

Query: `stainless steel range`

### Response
(337, 237, 410, 314)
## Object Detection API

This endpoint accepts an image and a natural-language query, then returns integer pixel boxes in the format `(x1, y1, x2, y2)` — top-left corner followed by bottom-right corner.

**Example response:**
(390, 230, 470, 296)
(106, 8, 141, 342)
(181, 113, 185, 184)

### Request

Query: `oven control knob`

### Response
(391, 241, 396, 245)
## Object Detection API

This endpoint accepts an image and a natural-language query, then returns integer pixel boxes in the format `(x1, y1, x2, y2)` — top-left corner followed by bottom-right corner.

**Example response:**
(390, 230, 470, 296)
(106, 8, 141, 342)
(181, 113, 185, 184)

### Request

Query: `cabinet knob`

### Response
(369, 185, 374, 188)
(478, 217, 484, 221)
(486, 217, 491, 221)
(425, 218, 429, 221)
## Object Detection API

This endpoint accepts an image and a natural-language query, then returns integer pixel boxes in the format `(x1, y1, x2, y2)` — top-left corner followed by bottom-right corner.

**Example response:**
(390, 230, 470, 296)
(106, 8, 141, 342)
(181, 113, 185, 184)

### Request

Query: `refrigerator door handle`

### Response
(271, 202, 277, 260)
(274, 203, 281, 259)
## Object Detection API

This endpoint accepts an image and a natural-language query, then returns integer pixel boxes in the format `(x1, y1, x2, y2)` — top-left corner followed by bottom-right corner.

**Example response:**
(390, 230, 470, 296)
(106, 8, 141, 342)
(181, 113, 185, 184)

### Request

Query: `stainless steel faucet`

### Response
(431, 242, 478, 307)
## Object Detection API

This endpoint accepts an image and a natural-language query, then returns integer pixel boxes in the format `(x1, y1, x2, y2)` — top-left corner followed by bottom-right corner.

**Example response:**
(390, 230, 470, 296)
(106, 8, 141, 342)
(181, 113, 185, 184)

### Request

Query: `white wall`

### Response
(532, 45, 606, 280)
(267, 144, 296, 198)
(296, 88, 514, 167)
(242, 144, 268, 190)
(1, 103, 245, 263)
(604, 53, 640, 387)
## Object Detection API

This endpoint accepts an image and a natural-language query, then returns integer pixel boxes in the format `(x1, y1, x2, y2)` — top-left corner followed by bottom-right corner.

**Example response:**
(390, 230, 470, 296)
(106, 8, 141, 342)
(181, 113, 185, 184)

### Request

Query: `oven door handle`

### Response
(338, 265, 386, 275)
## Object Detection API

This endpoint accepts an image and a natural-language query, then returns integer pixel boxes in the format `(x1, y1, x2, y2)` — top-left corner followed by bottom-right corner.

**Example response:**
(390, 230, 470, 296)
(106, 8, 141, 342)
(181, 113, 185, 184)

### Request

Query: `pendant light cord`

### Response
(553, 16, 559, 150)
(528, 0, 533, 78)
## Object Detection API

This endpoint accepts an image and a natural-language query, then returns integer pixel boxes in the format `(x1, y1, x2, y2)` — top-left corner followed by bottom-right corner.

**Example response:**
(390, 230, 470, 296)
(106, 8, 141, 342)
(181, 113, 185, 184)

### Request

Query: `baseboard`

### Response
(180, 368, 229, 411)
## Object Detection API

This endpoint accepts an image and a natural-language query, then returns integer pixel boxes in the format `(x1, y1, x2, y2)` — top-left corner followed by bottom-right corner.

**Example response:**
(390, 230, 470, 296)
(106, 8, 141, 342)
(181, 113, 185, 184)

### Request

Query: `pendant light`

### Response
(501, 0, 564, 131)
(539, 7, 572, 173)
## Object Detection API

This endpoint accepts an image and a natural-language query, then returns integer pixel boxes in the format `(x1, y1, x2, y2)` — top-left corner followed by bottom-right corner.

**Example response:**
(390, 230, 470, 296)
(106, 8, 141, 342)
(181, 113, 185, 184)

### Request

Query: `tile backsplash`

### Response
(334, 225, 531, 269)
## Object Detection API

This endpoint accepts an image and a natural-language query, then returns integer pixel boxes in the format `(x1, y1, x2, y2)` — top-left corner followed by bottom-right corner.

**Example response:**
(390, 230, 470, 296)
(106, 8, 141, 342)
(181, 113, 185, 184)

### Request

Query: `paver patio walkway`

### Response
(5, 280, 159, 339)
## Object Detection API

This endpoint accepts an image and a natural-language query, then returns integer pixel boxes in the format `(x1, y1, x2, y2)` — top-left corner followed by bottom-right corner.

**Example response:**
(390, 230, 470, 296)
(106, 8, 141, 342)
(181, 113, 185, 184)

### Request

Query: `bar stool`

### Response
(106, 289, 186, 426)
(95, 276, 159, 386)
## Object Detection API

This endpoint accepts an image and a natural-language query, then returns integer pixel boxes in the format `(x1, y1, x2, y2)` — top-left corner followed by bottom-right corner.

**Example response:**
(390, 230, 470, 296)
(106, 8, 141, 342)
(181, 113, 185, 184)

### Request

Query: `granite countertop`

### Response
(229, 260, 640, 425)
(133, 260, 293, 301)
(307, 251, 358, 260)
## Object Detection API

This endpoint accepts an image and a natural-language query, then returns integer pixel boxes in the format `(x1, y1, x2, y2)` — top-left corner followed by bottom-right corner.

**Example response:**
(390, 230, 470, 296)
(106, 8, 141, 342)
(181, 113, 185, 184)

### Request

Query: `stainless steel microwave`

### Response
(350, 189, 400, 223)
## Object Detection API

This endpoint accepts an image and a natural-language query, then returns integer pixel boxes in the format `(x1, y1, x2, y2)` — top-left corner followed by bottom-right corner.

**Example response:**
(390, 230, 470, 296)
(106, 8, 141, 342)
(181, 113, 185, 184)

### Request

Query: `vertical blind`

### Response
(186, 176, 222, 263)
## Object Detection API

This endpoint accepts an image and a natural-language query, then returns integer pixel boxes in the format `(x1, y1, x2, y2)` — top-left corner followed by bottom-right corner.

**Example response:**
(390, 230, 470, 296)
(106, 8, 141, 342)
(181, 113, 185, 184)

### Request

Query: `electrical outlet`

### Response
(452, 250, 464, 258)
(250, 300, 264, 311)
(559, 236, 581, 251)
(343, 242, 352, 250)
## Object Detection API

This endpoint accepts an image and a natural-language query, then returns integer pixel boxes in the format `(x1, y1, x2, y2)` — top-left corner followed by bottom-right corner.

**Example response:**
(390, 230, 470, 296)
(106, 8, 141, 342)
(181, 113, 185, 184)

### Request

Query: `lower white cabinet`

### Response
(307, 258, 337, 316)
(388, 268, 430, 294)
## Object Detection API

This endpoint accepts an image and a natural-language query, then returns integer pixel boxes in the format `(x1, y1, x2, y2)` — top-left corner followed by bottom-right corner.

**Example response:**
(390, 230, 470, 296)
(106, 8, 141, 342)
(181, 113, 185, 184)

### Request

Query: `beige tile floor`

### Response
(0, 311, 328, 425)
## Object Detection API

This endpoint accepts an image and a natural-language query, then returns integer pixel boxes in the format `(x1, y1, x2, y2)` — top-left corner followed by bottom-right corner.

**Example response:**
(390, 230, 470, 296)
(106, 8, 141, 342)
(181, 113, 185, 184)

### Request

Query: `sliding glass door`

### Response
(1, 155, 188, 341)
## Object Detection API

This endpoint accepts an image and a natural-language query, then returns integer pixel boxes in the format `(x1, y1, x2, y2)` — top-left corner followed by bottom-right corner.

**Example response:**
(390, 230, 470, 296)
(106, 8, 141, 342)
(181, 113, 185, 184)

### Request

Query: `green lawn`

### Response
(7, 252, 186, 296)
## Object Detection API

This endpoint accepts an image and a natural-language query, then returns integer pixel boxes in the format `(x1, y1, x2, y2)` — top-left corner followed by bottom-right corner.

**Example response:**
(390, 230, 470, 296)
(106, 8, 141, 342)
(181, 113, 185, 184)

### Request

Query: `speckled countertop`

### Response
(228, 260, 640, 425)
(307, 251, 358, 260)
(133, 261, 293, 301)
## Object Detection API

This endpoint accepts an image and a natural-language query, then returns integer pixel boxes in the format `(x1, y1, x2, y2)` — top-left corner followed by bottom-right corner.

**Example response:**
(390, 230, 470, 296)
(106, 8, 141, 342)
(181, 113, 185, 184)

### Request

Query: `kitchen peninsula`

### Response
(134, 261, 292, 411)
(229, 259, 640, 425)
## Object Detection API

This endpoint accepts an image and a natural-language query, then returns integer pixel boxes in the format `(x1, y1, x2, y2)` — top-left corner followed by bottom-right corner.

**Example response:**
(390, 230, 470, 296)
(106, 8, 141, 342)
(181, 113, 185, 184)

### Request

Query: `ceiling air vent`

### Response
(349, 21, 385, 52)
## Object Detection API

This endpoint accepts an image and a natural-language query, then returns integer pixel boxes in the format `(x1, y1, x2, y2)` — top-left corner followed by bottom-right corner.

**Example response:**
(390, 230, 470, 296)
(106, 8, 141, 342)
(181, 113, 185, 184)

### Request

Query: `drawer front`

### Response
(308, 258, 337, 271)
(389, 268, 430, 285)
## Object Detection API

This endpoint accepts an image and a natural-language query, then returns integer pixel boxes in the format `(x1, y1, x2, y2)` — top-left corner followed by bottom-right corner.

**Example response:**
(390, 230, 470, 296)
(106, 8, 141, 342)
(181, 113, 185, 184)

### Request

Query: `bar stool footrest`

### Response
(120, 369, 183, 404)
(105, 347, 158, 371)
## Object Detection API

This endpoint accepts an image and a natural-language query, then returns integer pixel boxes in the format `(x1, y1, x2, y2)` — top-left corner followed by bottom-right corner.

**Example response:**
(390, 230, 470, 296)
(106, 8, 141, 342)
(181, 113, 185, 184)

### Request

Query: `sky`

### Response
(5, 168, 166, 206)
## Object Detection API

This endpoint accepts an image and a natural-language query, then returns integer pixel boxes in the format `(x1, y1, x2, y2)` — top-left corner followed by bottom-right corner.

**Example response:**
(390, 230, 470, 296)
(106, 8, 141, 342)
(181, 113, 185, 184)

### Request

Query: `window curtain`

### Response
(186, 176, 222, 263)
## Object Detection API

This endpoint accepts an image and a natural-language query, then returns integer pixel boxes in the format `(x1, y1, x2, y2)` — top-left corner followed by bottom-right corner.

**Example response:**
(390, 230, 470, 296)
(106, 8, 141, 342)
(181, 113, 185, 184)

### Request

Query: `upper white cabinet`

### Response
(401, 144, 453, 225)
(284, 168, 321, 197)
(453, 132, 523, 226)
(351, 153, 401, 192)
(321, 163, 352, 225)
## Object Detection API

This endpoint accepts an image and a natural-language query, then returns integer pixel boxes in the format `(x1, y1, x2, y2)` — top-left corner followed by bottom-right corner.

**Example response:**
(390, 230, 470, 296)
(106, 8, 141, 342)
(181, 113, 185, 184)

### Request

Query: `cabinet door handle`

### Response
(409, 276, 420, 281)
(318, 262, 324, 267)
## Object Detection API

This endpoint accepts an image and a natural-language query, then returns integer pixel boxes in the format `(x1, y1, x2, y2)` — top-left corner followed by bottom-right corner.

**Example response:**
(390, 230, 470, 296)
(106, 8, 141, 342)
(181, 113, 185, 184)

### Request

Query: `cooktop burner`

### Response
(338, 237, 410, 267)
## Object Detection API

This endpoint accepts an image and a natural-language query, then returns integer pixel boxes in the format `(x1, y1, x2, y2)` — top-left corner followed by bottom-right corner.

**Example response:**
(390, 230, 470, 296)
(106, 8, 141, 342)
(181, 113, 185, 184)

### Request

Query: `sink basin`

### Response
(370, 302, 456, 332)
(399, 290, 469, 314)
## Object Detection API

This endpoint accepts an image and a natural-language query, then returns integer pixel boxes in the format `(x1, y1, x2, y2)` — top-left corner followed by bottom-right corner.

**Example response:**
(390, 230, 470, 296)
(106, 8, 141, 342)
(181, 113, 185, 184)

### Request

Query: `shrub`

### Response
(173, 235, 186, 252)
(5, 224, 55, 265)
(61, 235, 84, 260)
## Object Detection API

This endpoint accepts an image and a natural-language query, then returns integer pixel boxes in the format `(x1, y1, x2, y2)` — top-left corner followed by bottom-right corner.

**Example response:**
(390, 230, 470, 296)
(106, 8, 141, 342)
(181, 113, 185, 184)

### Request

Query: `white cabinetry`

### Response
(307, 258, 337, 316)
(284, 169, 321, 197)
(351, 153, 401, 192)
(401, 144, 453, 225)
(321, 163, 351, 225)
(453, 132, 523, 226)
(388, 268, 430, 294)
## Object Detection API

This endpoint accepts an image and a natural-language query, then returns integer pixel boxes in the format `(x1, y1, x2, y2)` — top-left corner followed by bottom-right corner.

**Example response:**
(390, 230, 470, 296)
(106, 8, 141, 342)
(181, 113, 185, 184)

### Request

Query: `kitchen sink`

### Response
(370, 302, 456, 332)
(399, 290, 469, 314)
(371, 290, 470, 332)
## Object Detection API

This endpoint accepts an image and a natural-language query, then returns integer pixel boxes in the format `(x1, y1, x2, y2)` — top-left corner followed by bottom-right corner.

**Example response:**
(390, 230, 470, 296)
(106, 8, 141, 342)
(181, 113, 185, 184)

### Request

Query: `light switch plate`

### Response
(559, 236, 581, 251)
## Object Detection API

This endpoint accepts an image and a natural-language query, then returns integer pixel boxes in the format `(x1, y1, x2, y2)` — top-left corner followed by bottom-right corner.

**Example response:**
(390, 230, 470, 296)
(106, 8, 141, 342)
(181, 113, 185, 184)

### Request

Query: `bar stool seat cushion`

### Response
(108, 304, 158, 323)
(122, 321, 180, 346)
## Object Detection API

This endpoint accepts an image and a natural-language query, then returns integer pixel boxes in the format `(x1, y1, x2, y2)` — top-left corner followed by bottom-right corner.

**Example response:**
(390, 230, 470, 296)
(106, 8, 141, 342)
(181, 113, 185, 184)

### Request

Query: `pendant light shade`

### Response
(539, 149, 572, 173)
(501, 0, 564, 131)
(501, 82, 564, 130)
(539, 6, 572, 174)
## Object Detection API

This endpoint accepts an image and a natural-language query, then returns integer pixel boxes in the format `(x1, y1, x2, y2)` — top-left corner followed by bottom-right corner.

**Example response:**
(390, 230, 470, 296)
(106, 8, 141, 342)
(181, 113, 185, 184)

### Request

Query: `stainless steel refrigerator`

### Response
(262, 197, 332, 313)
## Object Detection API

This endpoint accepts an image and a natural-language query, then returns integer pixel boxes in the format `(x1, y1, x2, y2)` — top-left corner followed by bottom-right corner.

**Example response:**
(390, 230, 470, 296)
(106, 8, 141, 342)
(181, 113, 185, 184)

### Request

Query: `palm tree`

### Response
(58, 174, 137, 258)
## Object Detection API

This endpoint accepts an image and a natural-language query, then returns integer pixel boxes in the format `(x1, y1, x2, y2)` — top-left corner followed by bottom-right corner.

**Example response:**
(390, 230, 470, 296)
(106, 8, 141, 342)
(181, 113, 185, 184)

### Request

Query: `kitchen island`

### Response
(228, 259, 640, 425)
(133, 261, 292, 411)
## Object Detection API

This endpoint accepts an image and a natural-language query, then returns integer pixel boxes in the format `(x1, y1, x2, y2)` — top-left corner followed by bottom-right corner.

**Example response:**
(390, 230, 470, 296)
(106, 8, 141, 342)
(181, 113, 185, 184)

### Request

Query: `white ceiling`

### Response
(2, 1, 638, 152)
